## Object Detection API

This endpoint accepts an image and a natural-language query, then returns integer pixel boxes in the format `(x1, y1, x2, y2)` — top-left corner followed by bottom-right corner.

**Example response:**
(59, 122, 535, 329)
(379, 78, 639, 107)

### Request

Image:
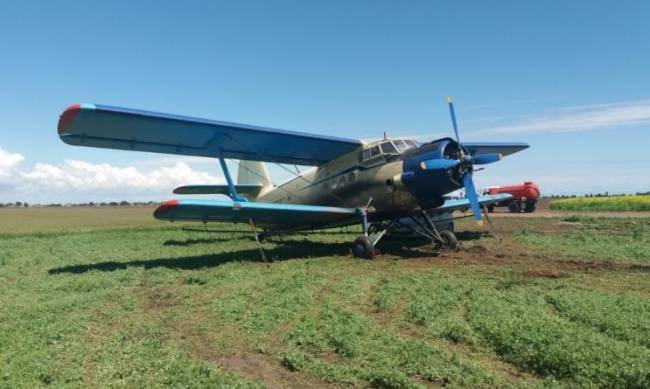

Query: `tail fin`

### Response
(238, 160, 272, 199)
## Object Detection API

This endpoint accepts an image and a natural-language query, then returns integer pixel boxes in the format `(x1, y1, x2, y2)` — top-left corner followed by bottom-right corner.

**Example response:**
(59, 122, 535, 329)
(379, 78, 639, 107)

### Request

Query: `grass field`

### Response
(1, 207, 649, 388)
(549, 195, 650, 212)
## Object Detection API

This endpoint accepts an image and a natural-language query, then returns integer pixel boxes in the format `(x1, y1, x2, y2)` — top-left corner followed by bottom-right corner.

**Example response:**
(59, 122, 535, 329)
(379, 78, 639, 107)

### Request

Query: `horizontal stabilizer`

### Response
(154, 199, 360, 231)
(173, 185, 263, 196)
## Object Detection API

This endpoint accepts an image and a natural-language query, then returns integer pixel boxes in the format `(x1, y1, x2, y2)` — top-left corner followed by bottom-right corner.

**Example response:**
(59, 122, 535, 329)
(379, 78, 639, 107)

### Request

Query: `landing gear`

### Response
(351, 209, 377, 259)
(434, 230, 458, 250)
(351, 235, 375, 259)
(351, 208, 463, 259)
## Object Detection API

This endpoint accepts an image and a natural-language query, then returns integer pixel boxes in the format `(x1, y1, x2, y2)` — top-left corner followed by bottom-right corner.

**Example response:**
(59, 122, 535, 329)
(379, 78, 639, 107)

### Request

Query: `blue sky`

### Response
(1, 1, 649, 202)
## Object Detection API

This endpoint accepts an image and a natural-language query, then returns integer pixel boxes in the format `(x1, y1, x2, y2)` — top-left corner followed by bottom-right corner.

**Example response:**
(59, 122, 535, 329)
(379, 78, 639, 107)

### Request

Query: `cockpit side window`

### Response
(393, 140, 408, 152)
(369, 145, 381, 157)
(405, 140, 418, 148)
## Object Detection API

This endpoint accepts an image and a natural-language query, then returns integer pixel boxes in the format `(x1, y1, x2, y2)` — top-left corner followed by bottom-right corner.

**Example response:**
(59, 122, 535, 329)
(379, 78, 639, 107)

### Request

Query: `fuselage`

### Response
(256, 137, 466, 217)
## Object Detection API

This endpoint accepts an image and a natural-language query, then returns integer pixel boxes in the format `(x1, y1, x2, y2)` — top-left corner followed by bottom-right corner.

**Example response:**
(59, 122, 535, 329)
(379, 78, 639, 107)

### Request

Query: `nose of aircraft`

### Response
(398, 98, 504, 219)
(400, 138, 465, 209)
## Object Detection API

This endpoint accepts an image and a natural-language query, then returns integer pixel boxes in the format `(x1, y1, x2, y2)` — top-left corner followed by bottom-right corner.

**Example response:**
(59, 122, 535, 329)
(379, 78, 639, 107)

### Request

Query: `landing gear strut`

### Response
(350, 209, 460, 259)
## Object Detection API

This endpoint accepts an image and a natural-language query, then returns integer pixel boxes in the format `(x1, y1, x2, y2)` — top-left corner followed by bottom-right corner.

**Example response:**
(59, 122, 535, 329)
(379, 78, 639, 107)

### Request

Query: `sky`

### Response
(1, 0, 649, 203)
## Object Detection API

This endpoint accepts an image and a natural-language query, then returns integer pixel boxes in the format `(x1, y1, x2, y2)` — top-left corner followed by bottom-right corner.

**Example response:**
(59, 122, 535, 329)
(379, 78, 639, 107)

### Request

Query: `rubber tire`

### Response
(508, 202, 522, 213)
(352, 235, 375, 259)
(524, 201, 536, 213)
(487, 205, 494, 213)
(439, 230, 459, 250)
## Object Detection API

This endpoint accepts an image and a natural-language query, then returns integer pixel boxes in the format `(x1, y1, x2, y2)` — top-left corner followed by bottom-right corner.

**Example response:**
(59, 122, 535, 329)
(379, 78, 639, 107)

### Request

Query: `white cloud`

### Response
(0, 147, 25, 181)
(475, 100, 650, 135)
(0, 148, 224, 203)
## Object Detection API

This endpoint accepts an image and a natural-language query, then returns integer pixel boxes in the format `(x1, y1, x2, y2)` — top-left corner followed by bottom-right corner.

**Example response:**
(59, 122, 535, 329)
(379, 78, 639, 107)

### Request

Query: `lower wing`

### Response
(154, 199, 360, 231)
(173, 185, 263, 196)
(462, 142, 529, 157)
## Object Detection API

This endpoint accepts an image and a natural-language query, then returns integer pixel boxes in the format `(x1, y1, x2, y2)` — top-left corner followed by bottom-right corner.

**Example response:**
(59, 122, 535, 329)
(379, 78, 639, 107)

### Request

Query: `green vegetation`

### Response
(0, 206, 160, 235)
(1, 208, 650, 387)
(514, 217, 650, 262)
(550, 195, 650, 212)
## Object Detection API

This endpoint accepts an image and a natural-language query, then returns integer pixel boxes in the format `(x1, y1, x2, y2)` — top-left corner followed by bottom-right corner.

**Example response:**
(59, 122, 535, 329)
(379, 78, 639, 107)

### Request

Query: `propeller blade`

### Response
(463, 173, 482, 223)
(447, 96, 461, 146)
(472, 153, 503, 165)
(420, 158, 460, 171)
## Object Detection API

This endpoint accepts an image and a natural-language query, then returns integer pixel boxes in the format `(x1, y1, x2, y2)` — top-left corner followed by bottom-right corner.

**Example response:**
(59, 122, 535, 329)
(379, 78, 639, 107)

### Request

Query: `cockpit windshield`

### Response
(361, 139, 418, 161)
(380, 142, 398, 154)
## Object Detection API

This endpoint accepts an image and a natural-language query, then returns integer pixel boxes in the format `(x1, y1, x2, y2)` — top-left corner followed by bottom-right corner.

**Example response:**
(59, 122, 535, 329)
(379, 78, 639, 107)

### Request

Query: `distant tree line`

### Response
(0, 201, 159, 208)
(545, 191, 650, 199)
(63, 201, 159, 207)
(0, 202, 29, 208)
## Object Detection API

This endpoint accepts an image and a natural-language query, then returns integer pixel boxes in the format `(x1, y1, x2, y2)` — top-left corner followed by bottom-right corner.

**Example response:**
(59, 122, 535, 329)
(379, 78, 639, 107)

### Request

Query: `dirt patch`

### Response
(522, 269, 566, 279)
(214, 352, 335, 389)
(553, 259, 650, 273)
(145, 287, 182, 310)
(461, 244, 490, 255)
(390, 235, 649, 278)
(138, 288, 336, 388)
(630, 264, 650, 273)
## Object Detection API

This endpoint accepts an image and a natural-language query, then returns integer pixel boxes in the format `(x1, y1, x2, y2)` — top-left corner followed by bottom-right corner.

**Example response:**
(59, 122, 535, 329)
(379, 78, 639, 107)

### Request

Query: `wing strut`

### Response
(218, 156, 247, 202)
(248, 218, 267, 262)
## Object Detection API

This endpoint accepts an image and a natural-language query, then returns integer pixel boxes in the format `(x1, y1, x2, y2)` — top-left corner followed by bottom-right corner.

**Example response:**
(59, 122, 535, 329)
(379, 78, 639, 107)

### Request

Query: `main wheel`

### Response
(439, 230, 459, 250)
(524, 201, 536, 213)
(508, 202, 522, 213)
(351, 235, 375, 259)
(487, 205, 495, 213)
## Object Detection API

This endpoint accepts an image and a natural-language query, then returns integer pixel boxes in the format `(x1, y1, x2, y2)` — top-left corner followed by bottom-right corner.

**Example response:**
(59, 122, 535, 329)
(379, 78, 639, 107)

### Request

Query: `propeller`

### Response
(447, 96, 483, 223)
(473, 153, 502, 165)
(463, 174, 482, 224)
(420, 159, 460, 171)
(411, 97, 503, 224)
(447, 96, 462, 145)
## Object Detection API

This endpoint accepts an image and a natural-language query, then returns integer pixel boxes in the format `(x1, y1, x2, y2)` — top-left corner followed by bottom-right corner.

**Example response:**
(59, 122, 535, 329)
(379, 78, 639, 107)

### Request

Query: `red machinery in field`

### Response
(482, 182, 540, 213)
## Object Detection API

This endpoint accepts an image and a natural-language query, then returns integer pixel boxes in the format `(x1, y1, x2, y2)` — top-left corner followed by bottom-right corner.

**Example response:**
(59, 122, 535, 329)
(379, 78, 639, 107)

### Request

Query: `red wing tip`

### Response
(64, 103, 81, 112)
(57, 103, 82, 134)
(154, 199, 180, 218)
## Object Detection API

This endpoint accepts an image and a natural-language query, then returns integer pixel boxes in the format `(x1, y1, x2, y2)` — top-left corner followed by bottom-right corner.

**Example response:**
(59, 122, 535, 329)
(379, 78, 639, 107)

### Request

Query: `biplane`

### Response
(57, 98, 528, 258)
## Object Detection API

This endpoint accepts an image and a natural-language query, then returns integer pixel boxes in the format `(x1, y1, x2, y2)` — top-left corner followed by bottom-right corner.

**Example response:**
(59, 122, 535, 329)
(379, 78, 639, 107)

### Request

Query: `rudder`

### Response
(237, 160, 272, 199)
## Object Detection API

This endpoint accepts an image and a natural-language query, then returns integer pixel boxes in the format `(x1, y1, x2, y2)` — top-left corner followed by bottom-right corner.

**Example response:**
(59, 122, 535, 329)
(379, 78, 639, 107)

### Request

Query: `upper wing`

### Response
(58, 104, 362, 166)
(431, 193, 513, 214)
(154, 199, 360, 231)
(462, 142, 529, 157)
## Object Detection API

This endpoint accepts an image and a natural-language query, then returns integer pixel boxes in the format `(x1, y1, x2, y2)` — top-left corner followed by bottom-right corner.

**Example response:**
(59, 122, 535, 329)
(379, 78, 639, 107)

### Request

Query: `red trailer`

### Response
(482, 182, 541, 213)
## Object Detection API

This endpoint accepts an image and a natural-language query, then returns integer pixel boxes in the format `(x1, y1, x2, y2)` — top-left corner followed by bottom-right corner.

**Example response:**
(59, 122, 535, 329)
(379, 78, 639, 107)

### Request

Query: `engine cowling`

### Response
(400, 138, 466, 209)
